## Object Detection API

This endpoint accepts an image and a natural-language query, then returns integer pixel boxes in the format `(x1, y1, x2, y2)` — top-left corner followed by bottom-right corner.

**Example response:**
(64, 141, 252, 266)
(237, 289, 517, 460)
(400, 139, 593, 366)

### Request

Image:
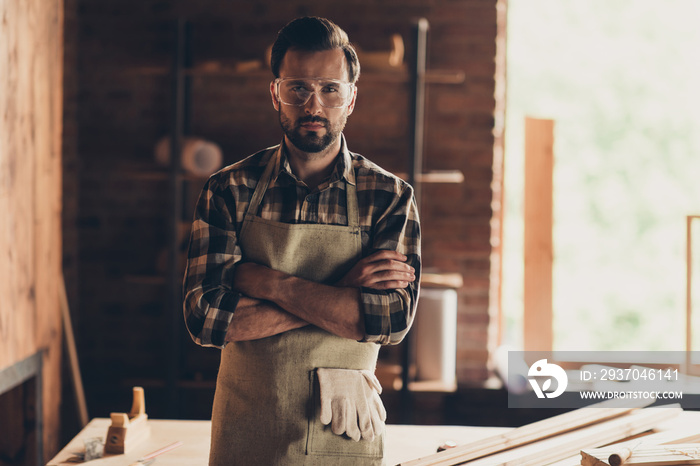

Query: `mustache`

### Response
(297, 116, 329, 126)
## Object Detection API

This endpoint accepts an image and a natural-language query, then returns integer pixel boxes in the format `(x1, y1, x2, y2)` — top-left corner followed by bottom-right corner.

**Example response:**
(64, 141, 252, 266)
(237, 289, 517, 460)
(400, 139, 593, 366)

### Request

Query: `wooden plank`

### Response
(551, 410, 700, 465)
(395, 170, 465, 184)
(582, 444, 700, 466)
(386, 425, 512, 466)
(48, 415, 699, 466)
(465, 405, 682, 466)
(421, 272, 464, 289)
(0, 0, 39, 369)
(50, 421, 515, 466)
(399, 399, 654, 466)
(47, 419, 211, 466)
(523, 117, 555, 351)
(687, 215, 693, 371)
(60, 273, 89, 427)
(686, 215, 700, 374)
(0, 0, 64, 461)
(579, 426, 700, 466)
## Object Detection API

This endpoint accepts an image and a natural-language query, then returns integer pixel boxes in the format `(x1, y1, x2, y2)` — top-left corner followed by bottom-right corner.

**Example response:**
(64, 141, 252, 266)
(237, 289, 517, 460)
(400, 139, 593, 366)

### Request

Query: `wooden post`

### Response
(523, 117, 555, 352)
(686, 215, 700, 374)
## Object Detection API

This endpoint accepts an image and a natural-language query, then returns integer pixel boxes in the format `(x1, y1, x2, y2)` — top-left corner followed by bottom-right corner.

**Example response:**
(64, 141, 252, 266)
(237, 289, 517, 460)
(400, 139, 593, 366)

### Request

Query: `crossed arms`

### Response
(183, 157, 421, 348)
(226, 250, 416, 342)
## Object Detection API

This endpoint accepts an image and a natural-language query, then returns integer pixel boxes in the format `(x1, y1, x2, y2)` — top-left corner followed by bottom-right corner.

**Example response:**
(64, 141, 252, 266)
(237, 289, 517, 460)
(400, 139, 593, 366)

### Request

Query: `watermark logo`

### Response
(528, 359, 568, 398)
(509, 351, 697, 408)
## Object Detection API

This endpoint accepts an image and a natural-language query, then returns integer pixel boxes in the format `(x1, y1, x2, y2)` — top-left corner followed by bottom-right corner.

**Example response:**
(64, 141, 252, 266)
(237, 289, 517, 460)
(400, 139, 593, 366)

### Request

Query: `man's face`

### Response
(271, 48, 356, 154)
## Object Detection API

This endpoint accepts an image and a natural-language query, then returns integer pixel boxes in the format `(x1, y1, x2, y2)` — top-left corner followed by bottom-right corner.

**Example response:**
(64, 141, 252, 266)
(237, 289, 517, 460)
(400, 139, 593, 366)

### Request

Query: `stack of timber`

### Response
(399, 400, 695, 466)
(581, 444, 700, 466)
(578, 426, 700, 466)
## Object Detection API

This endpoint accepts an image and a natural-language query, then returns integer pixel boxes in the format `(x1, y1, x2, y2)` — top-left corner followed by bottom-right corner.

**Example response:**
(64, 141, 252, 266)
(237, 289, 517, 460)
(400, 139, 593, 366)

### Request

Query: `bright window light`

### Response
(503, 0, 700, 351)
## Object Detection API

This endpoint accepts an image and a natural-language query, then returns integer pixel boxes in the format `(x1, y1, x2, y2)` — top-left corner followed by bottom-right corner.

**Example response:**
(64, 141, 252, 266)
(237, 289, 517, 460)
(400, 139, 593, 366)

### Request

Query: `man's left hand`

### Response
(336, 250, 415, 290)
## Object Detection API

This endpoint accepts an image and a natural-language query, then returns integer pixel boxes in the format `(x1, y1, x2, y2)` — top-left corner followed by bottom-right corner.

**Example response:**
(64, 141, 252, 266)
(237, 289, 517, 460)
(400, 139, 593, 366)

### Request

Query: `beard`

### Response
(279, 111, 347, 154)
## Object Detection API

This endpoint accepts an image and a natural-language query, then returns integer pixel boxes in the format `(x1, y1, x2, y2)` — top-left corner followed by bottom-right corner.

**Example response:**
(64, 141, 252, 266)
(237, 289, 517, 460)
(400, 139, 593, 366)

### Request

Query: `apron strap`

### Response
(345, 181, 360, 230)
(239, 148, 279, 242)
(240, 146, 361, 240)
(244, 148, 279, 223)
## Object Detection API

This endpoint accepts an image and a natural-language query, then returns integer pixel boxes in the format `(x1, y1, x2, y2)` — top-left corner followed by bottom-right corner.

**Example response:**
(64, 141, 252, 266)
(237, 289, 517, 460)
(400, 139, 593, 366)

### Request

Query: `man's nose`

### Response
(304, 92, 324, 114)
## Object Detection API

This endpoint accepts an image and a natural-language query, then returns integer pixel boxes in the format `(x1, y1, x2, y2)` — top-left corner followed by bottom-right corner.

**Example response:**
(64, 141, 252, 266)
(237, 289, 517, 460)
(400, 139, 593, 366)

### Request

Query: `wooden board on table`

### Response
(49, 420, 511, 466)
(47, 419, 210, 466)
(386, 425, 511, 465)
(549, 410, 700, 466)
(582, 443, 700, 465)
(465, 405, 682, 466)
(578, 420, 700, 466)
(400, 399, 656, 466)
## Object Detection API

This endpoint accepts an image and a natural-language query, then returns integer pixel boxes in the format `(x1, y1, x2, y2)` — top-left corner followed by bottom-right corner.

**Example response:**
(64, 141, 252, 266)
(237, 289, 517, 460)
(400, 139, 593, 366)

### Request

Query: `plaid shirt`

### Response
(183, 137, 421, 349)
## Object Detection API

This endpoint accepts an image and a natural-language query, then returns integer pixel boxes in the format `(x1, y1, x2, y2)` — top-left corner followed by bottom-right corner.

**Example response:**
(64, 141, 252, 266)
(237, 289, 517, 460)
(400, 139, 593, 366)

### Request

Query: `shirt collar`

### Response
(271, 135, 356, 187)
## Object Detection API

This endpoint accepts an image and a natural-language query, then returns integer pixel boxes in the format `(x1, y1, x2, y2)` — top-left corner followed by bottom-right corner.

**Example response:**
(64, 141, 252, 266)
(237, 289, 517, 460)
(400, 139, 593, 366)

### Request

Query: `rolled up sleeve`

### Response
(183, 177, 242, 349)
(361, 184, 421, 345)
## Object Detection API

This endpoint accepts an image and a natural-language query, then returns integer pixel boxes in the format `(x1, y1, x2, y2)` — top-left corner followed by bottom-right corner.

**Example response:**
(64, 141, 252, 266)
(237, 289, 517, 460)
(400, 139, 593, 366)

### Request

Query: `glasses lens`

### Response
(278, 79, 352, 108)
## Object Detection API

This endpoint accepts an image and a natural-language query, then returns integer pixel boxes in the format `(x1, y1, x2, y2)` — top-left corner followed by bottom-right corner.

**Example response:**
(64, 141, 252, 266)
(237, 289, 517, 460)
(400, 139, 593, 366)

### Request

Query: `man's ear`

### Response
(270, 81, 280, 111)
(346, 86, 357, 115)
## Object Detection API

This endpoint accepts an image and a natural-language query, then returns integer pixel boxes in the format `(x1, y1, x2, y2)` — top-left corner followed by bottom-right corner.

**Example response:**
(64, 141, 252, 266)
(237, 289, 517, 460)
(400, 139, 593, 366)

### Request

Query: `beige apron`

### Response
(209, 149, 384, 465)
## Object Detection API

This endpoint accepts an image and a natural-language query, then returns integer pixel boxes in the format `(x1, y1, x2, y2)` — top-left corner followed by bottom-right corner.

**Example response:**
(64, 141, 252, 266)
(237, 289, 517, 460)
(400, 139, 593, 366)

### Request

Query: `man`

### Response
(183, 16, 421, 465)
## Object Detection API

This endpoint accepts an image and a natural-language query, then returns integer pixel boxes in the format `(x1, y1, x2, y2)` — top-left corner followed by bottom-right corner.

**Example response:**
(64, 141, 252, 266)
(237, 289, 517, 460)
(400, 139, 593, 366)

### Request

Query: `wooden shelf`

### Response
(120, 377, 216, 390)
(123, 274, 166, 285)
(120, 168, 209, 182)
(120, 378, 167, 389)
(176, 379, 217, 390)
(117, 64, 412, 83)
(395, 170, 465, 184)
(83, 159, 211, 183)
(422, 272, 463, 289)
(408, 380, 457, 393)
(120, 65, 462, 86)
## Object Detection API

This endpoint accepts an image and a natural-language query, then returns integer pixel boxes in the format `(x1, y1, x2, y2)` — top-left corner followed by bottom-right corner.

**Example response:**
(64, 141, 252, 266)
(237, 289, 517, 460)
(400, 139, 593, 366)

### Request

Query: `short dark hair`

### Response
(270, 17, 360, 83)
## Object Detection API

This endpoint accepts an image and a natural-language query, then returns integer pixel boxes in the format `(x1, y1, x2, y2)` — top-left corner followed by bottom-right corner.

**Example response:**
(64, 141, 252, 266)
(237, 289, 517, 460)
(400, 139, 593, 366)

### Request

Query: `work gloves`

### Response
(317, 368, 386, 442)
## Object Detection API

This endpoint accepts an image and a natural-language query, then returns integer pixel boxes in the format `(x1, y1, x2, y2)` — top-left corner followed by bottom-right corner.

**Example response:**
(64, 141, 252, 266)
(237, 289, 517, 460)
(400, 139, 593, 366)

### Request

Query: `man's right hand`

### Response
(336, 250, 415, 290)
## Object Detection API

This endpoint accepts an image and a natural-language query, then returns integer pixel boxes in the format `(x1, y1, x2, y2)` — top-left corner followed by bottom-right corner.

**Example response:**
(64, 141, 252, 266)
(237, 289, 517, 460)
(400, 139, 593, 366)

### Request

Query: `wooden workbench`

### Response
(47, 419, 510, 465)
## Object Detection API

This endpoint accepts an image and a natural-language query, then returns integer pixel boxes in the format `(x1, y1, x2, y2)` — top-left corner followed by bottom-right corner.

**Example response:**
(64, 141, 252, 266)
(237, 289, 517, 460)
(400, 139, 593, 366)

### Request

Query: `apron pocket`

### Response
(306, 370, 384, 459)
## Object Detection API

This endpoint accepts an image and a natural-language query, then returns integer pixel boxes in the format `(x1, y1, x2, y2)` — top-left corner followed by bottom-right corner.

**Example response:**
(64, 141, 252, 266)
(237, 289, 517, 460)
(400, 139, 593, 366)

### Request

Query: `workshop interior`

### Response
(3, 0, 700, 465)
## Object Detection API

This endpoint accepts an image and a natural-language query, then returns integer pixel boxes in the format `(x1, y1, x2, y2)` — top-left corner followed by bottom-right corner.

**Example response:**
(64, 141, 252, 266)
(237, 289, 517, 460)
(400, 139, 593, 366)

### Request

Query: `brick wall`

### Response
(64, 0, 505, 419)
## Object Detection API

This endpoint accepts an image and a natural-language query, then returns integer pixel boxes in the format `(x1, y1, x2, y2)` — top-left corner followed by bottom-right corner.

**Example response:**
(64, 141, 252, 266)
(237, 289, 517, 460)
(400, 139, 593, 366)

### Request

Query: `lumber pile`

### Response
(399, 400, 700, 466)
(579, 427, 700, 466)
(581, 444, 700, 466)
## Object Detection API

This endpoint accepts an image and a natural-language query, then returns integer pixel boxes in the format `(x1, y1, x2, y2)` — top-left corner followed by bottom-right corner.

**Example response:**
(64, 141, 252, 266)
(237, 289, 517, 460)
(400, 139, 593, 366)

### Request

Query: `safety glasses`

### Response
(274, 77, 355, 108)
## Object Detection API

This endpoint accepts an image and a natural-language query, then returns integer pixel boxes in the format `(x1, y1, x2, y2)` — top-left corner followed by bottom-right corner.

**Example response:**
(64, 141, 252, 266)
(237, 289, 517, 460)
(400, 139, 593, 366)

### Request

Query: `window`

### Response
(503, 0, 700, 352)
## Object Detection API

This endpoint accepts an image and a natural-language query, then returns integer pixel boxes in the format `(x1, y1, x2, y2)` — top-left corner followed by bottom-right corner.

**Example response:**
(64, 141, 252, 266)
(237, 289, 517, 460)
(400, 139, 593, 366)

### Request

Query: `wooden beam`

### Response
(551, 411, 700, 465)
(523, 117, 555, 352)
(582, 443, 700, 466)
(465, 405, 681, 466)
(686, 215, 700, 374)
(583, 431, 700, 466)
(60, 273, 89, 427)
(399, 399, 654, 466)
(421, 272, 464, 289)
